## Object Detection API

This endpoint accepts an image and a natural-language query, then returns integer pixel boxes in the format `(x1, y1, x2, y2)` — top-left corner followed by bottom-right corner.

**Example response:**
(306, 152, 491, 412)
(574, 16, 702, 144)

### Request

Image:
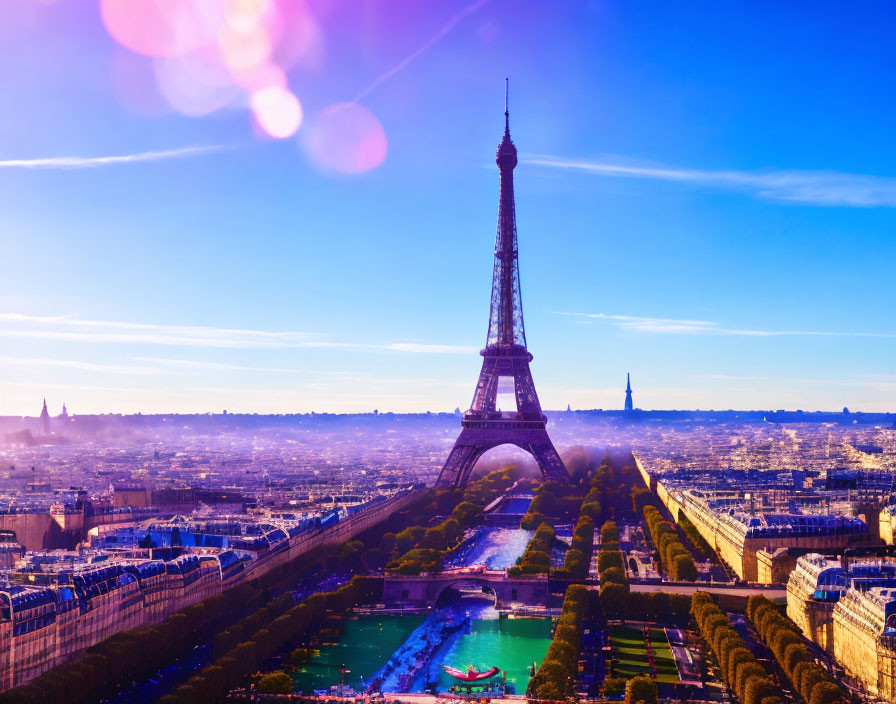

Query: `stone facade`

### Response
(832, 587, 896, 699)
(634, 455, 875, 582)
(786, 553, 896, 697)
(757, 547, 799, 586)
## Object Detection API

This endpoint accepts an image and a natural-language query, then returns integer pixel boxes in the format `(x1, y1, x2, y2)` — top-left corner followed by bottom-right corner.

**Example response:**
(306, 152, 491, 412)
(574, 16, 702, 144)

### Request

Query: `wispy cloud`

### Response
(522, 154, 896, 208)
(554, 311, 896, 338)
(0, 313, 475, 353)
(0, 355, 161, 375)
(0, 145, 227, 170)
(352, 0, 487, 103)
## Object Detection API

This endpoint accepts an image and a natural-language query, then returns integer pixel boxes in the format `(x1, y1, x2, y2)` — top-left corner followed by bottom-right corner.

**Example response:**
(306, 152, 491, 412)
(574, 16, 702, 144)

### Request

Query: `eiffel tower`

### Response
(435, 82, 569, 489)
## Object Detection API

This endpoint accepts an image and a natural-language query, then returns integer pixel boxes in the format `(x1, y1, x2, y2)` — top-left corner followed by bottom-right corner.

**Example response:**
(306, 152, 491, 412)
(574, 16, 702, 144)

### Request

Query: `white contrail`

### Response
(0, 145, 227, 169)
(353, 0, 488, 103)
(523, 153, 896, 208)
(555, 311, 896, 338)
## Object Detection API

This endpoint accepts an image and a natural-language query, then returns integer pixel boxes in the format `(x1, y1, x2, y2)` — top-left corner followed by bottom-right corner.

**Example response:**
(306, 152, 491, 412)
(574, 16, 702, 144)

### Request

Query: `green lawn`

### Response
(608, 626, 680, 684)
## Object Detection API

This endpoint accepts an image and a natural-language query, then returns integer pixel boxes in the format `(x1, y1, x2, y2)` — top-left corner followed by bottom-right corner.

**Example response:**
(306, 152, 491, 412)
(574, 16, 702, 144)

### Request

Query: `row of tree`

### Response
(746, 595, 844, 704)
(527, 584, 592, 700)
(557, 514, 595, 579)
(595, 452, 644, 522)
(597, 520, 629, 620)
(691, 591, 784, 704)
(594, 521, 690, 623)
(676, 511, 717, 560)
(643, 505, 698, 581)
(159, 576, 381, 704)
(386, 468, 519, 574)
(508, 521, 556, 577)
(0, 580, 265, 704)
(631, 485, 655, 516)
(520, 480, 584, 529)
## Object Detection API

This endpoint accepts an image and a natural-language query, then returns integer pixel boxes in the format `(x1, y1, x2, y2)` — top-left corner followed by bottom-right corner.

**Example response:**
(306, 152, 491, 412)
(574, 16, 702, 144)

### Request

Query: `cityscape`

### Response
(2, 3, 896, 704)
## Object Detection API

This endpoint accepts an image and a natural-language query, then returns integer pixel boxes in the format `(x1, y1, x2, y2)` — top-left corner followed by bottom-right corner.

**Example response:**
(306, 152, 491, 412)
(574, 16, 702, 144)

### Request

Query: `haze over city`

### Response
(2, 1, 896, 415)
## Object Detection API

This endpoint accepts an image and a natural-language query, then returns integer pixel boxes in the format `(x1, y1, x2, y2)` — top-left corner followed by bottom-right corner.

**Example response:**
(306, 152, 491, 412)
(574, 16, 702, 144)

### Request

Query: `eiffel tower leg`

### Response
(435, 436, 484, 489)
(528, 434, 570, 483)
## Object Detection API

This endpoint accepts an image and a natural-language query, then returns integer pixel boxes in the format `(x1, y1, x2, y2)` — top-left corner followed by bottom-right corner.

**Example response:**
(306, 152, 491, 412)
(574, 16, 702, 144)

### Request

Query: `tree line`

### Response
(386, 467, 519, 574)
(520, 480, 585, 529)
(159, 576, 381, 704)
(526, 584, 593, 701)
(556, 513, 594, 579)
(643, 505, 698, 581)
(596, 520, 691, 624)
(676, 510, 716, 559)
(508, 522, 555, 577)
(0, 579, 268, 704)
(746, 595, 844, 704)
(691, 591, 784, 704)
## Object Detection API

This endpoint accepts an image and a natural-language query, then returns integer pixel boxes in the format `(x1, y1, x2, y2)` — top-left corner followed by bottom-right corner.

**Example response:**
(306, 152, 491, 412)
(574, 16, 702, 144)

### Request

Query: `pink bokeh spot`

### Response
(100, 0, 225, 58)
(303, 103, 388, 174)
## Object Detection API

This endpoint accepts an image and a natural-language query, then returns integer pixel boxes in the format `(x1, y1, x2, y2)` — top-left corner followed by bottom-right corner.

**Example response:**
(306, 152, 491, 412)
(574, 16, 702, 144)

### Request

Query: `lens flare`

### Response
(218, 22, 271, 71)
(224, 0, 272, 32)
(230, 61, 287, 92)
(154, 53, 241, 116)
(100, 0, 323, 136)
(100, 0, 224, 58)
(302, 103, 388, 174)
(251, 86, 303, 139)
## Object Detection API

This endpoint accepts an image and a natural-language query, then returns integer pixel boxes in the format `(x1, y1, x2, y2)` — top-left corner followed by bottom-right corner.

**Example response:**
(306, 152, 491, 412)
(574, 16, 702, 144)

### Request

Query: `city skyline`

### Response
(2, 1, 896, 415)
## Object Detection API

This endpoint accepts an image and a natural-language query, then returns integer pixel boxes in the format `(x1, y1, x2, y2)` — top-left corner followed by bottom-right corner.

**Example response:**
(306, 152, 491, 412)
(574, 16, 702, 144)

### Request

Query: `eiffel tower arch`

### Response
(435, 82, 569, 489)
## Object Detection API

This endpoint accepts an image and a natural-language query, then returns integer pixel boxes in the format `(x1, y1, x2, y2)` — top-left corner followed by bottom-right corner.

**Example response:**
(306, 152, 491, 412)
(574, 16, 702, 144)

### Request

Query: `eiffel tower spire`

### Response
(436, 82, 569, 488)
(487, 77, 525, 350)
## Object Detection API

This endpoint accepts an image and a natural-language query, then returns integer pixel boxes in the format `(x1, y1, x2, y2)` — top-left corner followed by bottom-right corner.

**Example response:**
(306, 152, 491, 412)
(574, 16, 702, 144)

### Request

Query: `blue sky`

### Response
(1, 0, 895, 415)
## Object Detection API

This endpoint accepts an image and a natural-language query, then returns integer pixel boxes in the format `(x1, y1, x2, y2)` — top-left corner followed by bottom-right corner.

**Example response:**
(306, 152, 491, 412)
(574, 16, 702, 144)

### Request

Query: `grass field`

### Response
(608, 626, 679, 684)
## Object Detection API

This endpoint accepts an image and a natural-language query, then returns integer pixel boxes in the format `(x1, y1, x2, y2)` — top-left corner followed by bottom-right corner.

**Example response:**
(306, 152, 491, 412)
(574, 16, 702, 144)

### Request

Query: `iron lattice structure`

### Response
(435, 89, 570, 489)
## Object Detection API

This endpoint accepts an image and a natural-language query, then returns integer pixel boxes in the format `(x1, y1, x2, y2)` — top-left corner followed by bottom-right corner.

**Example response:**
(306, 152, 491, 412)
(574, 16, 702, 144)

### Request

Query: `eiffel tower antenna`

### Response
(504, 77, 509, 132)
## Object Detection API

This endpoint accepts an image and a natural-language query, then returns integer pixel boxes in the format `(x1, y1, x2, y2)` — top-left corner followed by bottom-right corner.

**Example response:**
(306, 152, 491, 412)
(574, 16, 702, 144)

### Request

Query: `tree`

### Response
(597, 550, 624, 572)
(600, 583, 630, 619)
(257, 671, 294, 694)
(378, 532, 396, 554)
(808, 681, 843, 704)
(743, 676, 778, 704)
(734, 661, 766, 700)
(624, 676, 658, 704)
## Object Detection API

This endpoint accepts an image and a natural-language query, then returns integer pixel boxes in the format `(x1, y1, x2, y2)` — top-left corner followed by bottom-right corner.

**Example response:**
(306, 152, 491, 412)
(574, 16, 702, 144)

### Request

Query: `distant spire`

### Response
(624, 374, 634, 412)
(40, 397, 51, 433)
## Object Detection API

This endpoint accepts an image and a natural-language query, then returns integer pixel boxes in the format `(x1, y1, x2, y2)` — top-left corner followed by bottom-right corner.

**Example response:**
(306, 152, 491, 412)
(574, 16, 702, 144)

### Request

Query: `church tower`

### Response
(39, 398, 51, 434)
(624, 373, 634, 412)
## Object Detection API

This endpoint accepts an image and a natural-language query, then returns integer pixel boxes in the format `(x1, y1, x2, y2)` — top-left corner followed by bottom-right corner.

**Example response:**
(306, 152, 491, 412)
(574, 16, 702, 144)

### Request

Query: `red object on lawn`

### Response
(442, 665, 501, 682)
